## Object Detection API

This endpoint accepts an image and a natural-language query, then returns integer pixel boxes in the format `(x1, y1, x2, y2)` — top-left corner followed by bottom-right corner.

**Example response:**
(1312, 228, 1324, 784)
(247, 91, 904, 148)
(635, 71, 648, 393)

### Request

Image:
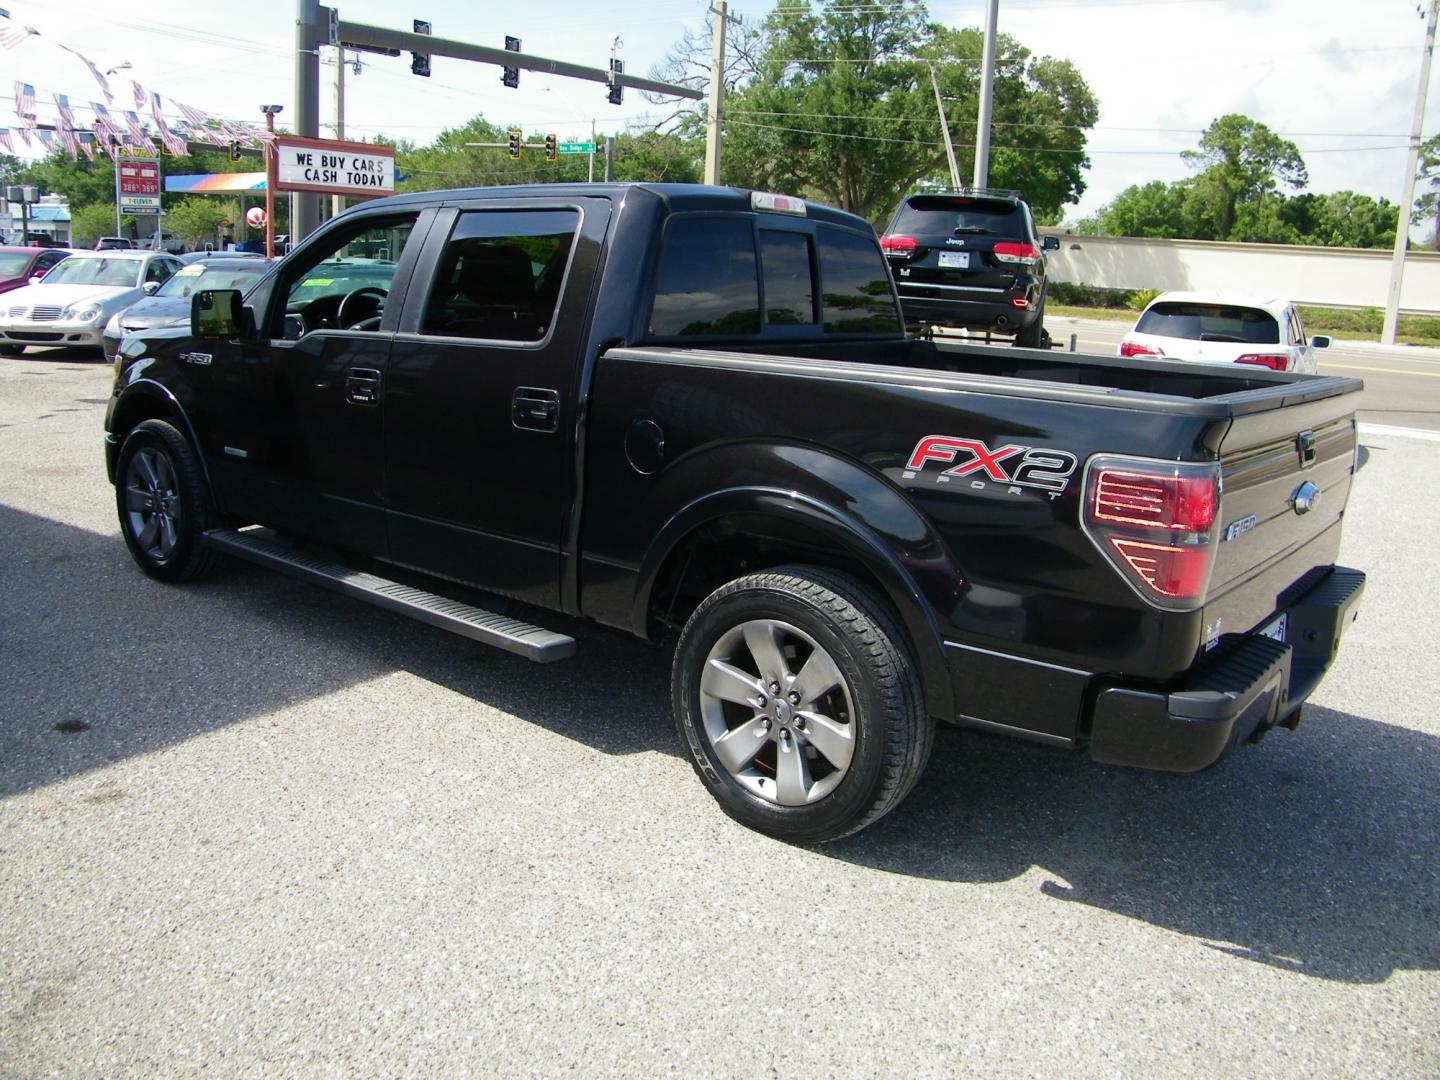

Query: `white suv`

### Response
(1119, 291, 1331, 374)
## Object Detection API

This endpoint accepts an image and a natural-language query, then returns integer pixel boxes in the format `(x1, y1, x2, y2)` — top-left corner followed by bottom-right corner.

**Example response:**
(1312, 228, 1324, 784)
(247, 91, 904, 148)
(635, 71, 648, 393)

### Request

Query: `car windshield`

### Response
(892, 197, 1022, 236)
(287, 259, 397, 307)
(43, 257, 142, 287)
(158, 262, 267, 299)
(1136, 302, 1280, 345)
(0, 252, 32, 276)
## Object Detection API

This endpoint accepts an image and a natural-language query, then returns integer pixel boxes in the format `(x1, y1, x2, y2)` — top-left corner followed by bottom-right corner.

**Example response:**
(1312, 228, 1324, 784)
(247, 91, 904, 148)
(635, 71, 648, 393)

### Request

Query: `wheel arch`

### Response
(108, 379, 211, 491)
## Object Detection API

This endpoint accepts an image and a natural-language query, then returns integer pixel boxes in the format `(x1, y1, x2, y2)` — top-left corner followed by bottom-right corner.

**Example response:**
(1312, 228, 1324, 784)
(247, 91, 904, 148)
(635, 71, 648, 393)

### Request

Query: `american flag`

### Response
(55, 95, 79, 156)
(149, 91, 174, 142)
(91, 101, 122, 145)
(13, 80, 34, 124)
(77, 132, 95, 160)
(124, 111, 158, 156)
(132, 80, 147, 110)
(0, 13, 37, 50)
(0, 127, 11, 153)
(56, 43, 113, 102)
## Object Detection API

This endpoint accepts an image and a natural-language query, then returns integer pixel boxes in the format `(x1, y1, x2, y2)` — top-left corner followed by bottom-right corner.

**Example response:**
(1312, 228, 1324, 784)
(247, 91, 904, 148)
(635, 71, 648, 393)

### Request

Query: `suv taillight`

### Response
(1082, 455, 1221, 610)
(1119, 341, 1165, 359)
(880, 234, 917, 255)
(1235, 353, 1290, 371)
(992, 241, 1039, 265)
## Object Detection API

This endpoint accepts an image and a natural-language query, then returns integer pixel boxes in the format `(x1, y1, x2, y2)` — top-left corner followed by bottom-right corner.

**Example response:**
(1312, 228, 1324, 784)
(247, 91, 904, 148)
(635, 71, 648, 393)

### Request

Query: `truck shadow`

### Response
(2, 502, 1432, 986)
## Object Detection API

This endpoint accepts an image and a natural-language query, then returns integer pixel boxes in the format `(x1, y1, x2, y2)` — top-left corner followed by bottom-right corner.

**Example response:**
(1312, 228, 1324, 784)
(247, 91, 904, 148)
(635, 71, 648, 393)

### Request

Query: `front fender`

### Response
(632, 442, 964, 722)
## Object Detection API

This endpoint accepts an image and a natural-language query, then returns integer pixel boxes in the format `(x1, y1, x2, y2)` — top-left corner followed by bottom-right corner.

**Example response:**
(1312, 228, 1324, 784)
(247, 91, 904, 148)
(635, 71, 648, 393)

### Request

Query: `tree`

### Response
(1415, 133, 1440, 251)
(1076, 180, 1194, 238)
(649, 0, 1098, 224)
(1281, 191, 1397, 249)
(69, 202, 118, 246)
(1180, 114, 1307, 239)
(162, 196, 226, 250)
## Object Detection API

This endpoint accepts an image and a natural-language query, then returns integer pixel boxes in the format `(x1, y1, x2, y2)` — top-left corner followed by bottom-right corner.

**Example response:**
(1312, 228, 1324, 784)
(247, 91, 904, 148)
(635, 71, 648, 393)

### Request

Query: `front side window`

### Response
(817, 228, 902, 335)
(279, 216, 418, 336)
(649, 217, 760, 337)
(421, 209, 578, 342)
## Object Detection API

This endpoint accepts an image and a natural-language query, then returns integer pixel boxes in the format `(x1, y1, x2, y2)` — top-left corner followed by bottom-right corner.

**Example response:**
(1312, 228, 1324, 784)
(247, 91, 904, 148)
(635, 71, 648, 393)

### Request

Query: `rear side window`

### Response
(422, 209, 578, 342)
(650, 217, 760, 336)
(817, 228, 901, 335)
(892, 196, 1022, 237)
(1136, 302, 1280, 345)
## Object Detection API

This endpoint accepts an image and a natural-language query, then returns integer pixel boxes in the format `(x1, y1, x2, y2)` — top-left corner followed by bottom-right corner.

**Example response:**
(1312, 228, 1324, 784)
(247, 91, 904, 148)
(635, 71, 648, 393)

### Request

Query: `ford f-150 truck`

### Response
(104, 183, 1365, 843)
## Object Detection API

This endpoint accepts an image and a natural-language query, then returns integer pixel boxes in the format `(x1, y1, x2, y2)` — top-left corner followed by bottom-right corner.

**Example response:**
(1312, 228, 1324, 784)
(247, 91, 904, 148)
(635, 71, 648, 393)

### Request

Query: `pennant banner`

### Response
(0, 127, 11, 153)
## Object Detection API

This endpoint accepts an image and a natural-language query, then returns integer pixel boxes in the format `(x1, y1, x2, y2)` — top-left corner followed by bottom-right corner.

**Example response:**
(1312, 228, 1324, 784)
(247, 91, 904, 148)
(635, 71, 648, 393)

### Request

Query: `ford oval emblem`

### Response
(1292, 481, 1321, 514)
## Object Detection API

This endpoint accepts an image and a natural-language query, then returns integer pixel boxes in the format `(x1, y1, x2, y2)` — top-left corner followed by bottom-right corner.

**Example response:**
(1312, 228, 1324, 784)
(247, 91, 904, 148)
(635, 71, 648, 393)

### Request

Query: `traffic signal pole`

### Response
(293, 0, 323, 242)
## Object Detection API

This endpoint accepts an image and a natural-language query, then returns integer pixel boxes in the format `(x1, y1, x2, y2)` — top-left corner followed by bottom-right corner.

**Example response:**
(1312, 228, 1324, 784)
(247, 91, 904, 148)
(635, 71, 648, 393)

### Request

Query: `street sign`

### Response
(558, 142, 596, 154)
(119, 159, 161, 213)
(273, 136, 396, 199)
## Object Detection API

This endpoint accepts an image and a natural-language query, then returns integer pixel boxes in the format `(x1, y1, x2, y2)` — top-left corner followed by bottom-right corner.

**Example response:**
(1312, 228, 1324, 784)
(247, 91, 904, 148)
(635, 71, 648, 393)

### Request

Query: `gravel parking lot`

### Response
(1, 351, 1436, 1077)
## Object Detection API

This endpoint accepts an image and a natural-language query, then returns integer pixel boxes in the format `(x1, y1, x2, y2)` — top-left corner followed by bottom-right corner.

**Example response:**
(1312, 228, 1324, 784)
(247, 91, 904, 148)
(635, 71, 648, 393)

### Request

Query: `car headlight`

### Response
(63, 304, 104, 324)
(104, 312, 123, 334)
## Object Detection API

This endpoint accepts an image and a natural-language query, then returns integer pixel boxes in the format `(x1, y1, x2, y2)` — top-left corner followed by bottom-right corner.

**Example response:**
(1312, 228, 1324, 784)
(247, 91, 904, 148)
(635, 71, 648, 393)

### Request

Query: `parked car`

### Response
(94, 237, 136, 251)
(1119, 292, 1330, 374)
(880, 187, 1059, 347)
(146, 232, 186, 255)
(0, 245, 73, 296)
(105, 183, 1365, 843)
(0, 250, 182, 355)
(179, 250, 261, 264)
(103, 256, 269, 361)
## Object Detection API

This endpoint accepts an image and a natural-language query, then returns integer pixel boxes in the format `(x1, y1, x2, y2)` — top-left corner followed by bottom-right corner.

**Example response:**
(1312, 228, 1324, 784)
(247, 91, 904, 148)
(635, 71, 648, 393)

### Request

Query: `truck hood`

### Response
(112, 295, 190, 332)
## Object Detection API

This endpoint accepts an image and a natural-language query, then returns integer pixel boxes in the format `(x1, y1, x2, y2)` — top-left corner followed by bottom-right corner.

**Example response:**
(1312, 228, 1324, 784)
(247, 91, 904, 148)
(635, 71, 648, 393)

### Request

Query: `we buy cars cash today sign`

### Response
(273, 135, 396, 199)
(118, 159, 161, 214)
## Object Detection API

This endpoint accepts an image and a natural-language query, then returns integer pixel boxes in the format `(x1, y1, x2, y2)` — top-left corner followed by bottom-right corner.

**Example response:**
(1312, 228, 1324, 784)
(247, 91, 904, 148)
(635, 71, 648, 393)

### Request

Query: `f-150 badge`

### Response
(903, 435, 1077, 499)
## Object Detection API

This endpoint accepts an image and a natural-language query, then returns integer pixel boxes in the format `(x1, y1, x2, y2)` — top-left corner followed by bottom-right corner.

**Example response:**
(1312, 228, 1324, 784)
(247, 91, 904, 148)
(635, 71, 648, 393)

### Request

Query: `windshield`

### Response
(1136, 302, 1280, 345)
(158, 261, 267, 299)
(43, 257, 142, 288)
(0, 252, 32, 276)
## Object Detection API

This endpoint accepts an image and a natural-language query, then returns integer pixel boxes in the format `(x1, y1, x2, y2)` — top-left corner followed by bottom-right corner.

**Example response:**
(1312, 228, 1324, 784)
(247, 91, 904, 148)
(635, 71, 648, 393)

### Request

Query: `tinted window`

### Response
(892, 196, 1023, 237)
(760, 230, 815, 326)
(817, 227, 901, 335)
(421, 209, 578, 342)
(0, 252, 30, 276)
(1136, 302, 1280, 345)
(650, 217, 760, 336)
(159, 261, 268, 298)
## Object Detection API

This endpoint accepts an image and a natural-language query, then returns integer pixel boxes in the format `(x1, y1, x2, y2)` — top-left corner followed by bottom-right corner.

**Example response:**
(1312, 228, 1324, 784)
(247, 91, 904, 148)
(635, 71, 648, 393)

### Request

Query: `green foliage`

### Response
(680, 0, 1097, 224)
(1180, 114, 1306, 239)
(1127, 288, 1160, 311)
(1416, 133, 1440, 249)
(69, 203, 117, 247)
(162, 196, 226, 249)
(1047, 281, 1143, 309)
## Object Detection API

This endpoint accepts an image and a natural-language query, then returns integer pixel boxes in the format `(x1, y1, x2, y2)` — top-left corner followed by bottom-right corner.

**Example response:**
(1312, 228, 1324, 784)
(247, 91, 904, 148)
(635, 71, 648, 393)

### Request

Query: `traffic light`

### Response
(544, 133, 557, 162)
(229, 141, 243, 162)
(502, 35, 520, 89)
(412, 19, 432, 77)
(607, 58, 624, 106)
(507, 130, 521, 160)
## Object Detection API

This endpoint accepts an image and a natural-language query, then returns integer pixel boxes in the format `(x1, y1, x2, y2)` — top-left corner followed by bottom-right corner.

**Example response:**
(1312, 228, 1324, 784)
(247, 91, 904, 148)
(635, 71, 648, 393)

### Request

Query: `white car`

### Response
(1118, 291, 1331, 374)
(0, 250, 183, 355)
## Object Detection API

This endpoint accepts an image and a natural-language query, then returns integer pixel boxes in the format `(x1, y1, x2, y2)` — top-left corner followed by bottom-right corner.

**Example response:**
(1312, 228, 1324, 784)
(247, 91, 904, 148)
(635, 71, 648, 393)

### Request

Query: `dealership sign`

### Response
(273, 136, 396, 199)
(119, 159, 162, 215)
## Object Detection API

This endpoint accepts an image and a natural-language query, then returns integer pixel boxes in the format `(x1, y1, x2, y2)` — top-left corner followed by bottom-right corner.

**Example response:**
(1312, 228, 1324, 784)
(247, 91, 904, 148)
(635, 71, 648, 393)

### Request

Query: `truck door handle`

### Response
(345, 367, 382, 407)
(512, 387, 561, 432)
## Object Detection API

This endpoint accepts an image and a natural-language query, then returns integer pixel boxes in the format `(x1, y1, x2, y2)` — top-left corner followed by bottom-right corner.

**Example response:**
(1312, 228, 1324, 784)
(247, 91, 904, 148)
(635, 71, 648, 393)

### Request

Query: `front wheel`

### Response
(672, 566, 934, 843)
(115, 419, 220, 582)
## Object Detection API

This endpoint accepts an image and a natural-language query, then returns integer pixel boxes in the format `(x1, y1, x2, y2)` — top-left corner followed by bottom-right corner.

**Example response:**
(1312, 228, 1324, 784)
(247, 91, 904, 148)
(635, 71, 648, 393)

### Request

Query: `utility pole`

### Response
(704, 1, 728, 185)
(262, 105, 282, 259)
(973, 0, 999, 188)
(604, 136, 614, 182)
(1382, 0, 1437, 345)
(332, 45, 346, 219)
(293, 0, 323, 242)
(928, 63, 961, 188)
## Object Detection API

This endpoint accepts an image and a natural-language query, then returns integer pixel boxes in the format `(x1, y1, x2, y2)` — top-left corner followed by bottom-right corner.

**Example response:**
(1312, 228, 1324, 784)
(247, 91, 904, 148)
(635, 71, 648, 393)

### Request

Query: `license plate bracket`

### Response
(937, 251, 970, 269)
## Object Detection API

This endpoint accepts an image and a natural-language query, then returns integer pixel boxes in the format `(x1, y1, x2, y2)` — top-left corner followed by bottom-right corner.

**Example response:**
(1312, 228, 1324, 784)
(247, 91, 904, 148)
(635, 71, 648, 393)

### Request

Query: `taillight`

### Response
(1082, 455, 1222, 610)
(992, 241, 1039, 265)
(880, 234, 917, 255)
(1235, 353, 1290, 371)
(1119, 341, 1165, 358)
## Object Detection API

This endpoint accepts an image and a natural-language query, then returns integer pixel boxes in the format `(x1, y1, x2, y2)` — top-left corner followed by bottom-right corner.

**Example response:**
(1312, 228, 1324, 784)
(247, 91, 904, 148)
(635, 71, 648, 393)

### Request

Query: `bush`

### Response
(1048, 282, 1134, 309)
(1127, 288, 1161, 311)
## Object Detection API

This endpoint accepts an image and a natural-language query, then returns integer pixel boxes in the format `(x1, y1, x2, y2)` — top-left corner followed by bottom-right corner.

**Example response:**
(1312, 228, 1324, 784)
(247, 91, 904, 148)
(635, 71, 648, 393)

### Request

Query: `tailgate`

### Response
(1204, 387, 1361, 640)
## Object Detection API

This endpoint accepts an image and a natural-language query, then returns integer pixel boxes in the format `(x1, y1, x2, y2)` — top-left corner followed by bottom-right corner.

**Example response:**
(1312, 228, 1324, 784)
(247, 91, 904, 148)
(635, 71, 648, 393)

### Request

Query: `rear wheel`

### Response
(115, 419, 220, 582)
(672, 566, 933, 843)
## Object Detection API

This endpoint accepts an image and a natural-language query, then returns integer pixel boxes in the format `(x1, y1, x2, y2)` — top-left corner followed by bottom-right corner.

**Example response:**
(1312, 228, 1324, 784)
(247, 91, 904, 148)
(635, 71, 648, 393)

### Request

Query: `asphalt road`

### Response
(1, 349, 1436, 1077)
(1041, 316, 1440, 433)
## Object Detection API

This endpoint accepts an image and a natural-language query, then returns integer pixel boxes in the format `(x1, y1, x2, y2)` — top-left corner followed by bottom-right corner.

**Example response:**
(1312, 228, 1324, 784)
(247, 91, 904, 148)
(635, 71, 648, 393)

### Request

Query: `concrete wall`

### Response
(1037, 230, 1440, 315)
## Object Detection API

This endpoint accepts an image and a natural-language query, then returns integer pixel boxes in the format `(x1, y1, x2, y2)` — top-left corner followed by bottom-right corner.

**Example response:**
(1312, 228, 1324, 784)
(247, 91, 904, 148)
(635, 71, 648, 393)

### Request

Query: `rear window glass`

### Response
(650, 217, 760, 336)
(892, 197, 1022, 237)
(760, 230, 815, 326)
(817, 228, 901, 335)
(1136, 302, 1280, 345)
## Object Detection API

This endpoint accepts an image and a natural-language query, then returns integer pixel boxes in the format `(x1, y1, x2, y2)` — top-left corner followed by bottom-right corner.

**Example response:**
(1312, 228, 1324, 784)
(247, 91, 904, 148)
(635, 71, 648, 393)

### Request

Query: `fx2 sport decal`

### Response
(902, 435, 1078, 499)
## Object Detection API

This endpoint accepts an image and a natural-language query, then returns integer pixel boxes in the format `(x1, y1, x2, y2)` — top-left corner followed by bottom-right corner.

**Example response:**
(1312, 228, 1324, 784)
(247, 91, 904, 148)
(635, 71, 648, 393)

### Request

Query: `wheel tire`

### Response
(672, 565, 934, 843)
(0, 344, 24, 357)
(115, 419, 220, 583)
(1014, 305, 1045, 347)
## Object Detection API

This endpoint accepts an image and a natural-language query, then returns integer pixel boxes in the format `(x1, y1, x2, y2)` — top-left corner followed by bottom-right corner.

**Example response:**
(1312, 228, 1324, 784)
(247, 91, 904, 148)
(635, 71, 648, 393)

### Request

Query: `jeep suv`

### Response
(880, 189, 1058, 347)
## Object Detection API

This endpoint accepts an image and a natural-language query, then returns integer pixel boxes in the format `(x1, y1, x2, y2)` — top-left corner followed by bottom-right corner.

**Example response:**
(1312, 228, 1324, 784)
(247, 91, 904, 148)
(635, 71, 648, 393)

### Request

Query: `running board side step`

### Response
(203, 528, 576, 663)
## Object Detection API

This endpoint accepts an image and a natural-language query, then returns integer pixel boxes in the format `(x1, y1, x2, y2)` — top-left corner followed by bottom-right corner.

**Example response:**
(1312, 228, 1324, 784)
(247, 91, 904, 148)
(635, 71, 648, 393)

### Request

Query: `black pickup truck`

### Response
(104, 183, 1365, 843)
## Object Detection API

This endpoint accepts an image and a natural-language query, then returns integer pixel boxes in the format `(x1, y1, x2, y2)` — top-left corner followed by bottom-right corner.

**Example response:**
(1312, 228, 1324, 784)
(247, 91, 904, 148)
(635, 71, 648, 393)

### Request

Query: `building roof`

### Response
(165, 172, 268, 194)
(8, 205, 70, 222)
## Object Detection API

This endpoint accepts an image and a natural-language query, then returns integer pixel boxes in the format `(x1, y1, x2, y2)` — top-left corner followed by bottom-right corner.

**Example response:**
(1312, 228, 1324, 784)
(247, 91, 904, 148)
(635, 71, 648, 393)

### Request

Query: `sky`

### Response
(3, 0, 1437, 226)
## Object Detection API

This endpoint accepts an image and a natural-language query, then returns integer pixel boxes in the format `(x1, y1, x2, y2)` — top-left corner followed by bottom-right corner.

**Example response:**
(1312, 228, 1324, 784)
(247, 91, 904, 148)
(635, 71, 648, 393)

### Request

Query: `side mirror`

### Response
(142, 281, 161, 295)
(192, 288, 244, 338)
(1041, 235, 1061, 251)
(28, 275, 42, 286)
(1310, 335, 1331, 349)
